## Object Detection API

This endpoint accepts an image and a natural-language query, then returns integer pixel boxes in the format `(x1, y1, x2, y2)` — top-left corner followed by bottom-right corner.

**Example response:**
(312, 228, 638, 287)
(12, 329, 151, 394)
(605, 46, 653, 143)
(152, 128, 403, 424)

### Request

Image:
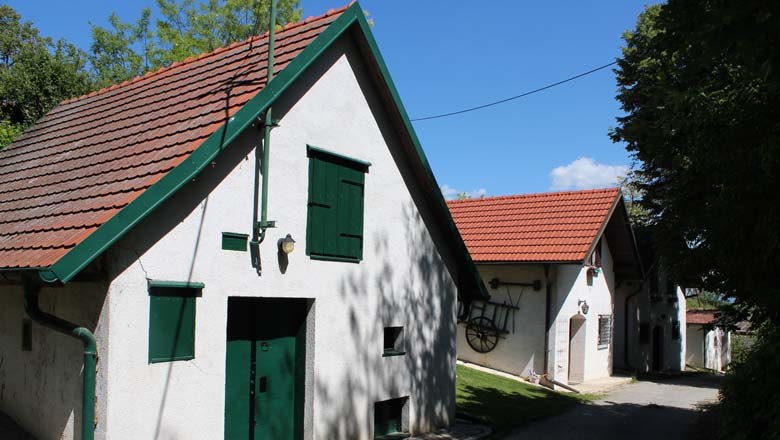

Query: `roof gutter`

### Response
(23, 276, 96, 440)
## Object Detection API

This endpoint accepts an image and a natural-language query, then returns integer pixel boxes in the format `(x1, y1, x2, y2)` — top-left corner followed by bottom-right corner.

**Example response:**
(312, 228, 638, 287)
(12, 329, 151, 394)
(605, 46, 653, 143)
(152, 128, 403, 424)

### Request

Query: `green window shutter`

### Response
(336, 165, 365, 260)
(306, 146, 368, 262)
(148, 284, 200, 363)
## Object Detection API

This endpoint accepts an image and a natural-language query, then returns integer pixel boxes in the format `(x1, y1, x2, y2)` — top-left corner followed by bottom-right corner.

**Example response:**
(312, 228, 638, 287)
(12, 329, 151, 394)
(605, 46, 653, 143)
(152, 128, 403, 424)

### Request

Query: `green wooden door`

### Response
(254, 335, 296, 438)
(225, 298, 306, 440)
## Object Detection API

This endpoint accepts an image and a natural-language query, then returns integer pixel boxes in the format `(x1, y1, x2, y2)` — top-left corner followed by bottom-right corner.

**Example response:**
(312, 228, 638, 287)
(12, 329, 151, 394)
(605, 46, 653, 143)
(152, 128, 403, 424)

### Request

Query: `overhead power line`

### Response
(410, 61, 617, 122)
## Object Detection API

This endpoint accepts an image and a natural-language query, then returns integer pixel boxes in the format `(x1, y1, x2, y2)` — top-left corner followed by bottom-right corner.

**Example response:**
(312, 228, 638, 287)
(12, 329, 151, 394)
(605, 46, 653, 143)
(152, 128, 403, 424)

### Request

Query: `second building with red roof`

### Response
(448, 187, 685, 387)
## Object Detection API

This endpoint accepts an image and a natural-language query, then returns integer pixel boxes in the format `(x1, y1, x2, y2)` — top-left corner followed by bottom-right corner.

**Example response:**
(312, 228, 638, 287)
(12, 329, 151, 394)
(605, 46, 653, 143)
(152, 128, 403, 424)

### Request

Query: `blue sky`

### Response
(7, 0, 656, 197)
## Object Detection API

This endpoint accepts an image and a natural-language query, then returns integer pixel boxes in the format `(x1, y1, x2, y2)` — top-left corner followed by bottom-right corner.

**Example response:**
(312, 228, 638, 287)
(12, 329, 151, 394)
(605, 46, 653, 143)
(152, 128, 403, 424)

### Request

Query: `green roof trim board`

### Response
(32, 3, 488, 299)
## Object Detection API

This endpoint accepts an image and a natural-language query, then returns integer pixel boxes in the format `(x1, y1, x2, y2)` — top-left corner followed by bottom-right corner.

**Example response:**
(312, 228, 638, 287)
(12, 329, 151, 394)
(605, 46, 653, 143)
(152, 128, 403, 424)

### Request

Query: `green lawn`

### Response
(455, 364, 597, 437)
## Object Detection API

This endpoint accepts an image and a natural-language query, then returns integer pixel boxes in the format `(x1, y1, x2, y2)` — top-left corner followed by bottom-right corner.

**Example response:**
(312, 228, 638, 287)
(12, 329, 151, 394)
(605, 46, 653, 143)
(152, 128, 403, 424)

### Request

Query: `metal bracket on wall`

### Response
(489, 277, 542, 291)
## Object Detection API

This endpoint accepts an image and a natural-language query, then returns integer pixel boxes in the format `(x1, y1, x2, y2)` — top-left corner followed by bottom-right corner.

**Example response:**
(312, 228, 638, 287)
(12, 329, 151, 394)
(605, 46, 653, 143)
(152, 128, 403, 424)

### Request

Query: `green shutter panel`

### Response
(337, 165, 364, 260)
(148, 292, 197, 363)
(307, 157, 335, 256)
(306, 147, 368, 262)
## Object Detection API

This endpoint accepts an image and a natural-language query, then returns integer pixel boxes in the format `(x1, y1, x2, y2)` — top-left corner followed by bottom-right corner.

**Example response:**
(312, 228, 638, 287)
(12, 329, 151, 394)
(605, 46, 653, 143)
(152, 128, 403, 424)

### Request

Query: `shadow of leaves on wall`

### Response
(314, 201, 457, 438)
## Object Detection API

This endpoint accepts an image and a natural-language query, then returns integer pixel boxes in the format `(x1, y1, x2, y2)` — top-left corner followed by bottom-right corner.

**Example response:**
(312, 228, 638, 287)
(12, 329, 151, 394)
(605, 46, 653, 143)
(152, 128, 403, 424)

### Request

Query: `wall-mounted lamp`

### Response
(578, 299, 590, 315)
(279, 234, 296, 255)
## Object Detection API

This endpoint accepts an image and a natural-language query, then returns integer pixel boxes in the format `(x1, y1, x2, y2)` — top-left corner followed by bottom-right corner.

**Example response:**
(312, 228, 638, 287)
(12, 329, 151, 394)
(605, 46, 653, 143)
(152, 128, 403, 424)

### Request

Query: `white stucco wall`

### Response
(97, 34, 457, 440)
(686, 324, 705, 367)
(616, 277, 686, 373)
(0, 282, 110, 440)
(457, 238, 619, 385)
(456, 265, 547, 376)
(548, 238, 615, 384)
(686, 324, 730, 372)
(1, 34, 459, 440)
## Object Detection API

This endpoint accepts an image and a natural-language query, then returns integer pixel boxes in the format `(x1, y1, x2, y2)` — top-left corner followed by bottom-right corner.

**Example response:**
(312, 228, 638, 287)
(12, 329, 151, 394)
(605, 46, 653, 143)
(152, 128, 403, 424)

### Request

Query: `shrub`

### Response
(720, 324, 780, 439)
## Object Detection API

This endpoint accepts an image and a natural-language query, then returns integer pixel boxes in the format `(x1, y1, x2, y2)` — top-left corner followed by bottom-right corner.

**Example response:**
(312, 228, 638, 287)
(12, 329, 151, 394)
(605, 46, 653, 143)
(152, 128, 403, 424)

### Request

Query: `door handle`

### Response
(258, 376, 268, 393)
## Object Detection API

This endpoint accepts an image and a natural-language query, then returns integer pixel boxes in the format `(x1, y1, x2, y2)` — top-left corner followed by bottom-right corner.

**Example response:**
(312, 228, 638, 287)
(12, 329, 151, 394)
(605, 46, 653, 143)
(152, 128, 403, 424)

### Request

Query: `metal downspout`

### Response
(250, 0, 278, 272)
(23, 278, 96, 440)
(623, 287, 641, 369)
(623, 261, 655, 369)
(543, 264, 552, 376)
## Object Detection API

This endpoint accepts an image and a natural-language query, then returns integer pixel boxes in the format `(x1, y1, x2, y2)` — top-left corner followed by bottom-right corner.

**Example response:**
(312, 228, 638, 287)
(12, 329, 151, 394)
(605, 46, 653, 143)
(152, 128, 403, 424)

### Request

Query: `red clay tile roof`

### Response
(447, 188, 621, 262)
(687, 310, 719, 325)
(0, 5, 349, 269)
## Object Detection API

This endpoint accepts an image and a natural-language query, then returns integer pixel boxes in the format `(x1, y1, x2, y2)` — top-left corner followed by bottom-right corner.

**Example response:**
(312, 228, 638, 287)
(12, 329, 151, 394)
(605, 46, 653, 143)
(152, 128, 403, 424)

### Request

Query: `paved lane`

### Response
(503, 374, 721, 440)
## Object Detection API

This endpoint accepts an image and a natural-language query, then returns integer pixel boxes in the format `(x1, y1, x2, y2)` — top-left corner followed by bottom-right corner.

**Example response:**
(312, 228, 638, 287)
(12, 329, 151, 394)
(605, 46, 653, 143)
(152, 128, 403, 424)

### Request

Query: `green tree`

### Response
(0, 5, 93, 147)
(613, 1, 780, 321)
(617, 172, 651, 227)
(89, 10, 151, 88)
(614, 2, 780, 438)
(90, 0, 301, 87)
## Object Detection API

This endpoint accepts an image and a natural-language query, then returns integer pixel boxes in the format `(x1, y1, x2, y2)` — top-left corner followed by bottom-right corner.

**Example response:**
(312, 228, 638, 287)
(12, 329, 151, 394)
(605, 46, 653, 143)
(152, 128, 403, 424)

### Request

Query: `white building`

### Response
(614, 263, 687, 373)
(448, 189, 643, 386)
(686, 310, 731, 372)
(0, 4, 487, 439)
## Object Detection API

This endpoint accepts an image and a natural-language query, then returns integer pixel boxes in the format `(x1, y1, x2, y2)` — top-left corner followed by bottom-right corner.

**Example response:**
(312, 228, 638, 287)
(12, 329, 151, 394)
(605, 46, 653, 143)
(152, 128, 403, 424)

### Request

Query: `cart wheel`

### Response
(465, 316, 499, 353)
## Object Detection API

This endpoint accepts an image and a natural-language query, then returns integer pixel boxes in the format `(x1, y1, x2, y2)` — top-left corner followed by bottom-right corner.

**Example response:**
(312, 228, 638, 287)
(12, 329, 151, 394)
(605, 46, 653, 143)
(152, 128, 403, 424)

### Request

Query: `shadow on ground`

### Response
(504, 400, 706, 440)
(635, 371, 723, 390)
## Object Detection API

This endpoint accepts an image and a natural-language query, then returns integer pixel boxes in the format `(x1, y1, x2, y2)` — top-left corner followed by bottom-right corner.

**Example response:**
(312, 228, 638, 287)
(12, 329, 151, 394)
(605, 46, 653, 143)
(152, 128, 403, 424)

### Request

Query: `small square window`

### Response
(148, 281, 202, 363)
(374, 396, 408, 439)
(383, 326, 405, 357)
(21, 319, 32, 351)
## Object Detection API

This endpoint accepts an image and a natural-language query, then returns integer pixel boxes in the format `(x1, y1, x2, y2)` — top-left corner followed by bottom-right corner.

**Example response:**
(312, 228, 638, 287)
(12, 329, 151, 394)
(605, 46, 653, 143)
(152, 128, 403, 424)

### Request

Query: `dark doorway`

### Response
(652, 325, 663, 371)
(224, 297, 308, 440)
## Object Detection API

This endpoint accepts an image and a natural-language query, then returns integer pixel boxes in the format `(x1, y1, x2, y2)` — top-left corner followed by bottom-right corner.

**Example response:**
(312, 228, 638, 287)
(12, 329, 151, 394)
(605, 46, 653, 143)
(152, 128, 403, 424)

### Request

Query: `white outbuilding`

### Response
(0, 4, 487, 439)
(448, 188, 643, 387)
(686, 310, 731, 372)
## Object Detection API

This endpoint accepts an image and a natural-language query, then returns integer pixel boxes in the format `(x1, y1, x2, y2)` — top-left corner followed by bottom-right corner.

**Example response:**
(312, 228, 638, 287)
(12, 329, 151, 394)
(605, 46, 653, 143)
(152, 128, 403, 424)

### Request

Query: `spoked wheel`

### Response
(465, 316, 499, 353)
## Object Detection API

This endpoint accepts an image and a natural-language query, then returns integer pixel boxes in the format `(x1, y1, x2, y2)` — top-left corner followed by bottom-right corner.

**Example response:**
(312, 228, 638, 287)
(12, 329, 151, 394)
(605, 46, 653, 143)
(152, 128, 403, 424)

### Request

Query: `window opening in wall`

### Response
(148, 281, 203, 363)
(598, 314, 611, 348)
(374, 396, 409, 439)
(383, 326, 405, 357)
(639, 322, 650, 344)
(21, 318, 32, 351)
(306, 145, 370, 263)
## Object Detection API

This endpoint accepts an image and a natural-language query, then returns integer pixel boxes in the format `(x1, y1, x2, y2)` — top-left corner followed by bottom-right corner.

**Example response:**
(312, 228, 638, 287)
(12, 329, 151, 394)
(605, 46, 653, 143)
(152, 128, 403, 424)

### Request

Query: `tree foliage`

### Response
(0, 5, 92, 145)
(0, 1, 304, 147)
(613, 1, 780, 323)
(615, 2, 780, 438)
(90, 0, 301, 87)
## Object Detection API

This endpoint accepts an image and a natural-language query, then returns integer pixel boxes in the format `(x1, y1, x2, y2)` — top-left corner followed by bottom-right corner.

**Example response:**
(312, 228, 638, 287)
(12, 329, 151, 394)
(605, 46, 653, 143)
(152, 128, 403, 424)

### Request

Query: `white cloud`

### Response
(440, 184, 487, 200)
(549, 157, 629, 191)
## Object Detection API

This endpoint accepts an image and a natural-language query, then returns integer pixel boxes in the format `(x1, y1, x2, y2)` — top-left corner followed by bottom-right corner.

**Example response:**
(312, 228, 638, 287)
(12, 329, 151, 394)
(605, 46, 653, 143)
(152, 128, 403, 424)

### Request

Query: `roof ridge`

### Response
(447, 187, 620, 205)
(60, 3, 352, 106)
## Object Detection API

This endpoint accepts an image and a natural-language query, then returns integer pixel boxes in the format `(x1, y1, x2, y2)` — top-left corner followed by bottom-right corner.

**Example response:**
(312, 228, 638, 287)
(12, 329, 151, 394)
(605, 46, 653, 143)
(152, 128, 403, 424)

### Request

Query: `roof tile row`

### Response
(448, 188, 620, 262)
(0, 5, 348, 268)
